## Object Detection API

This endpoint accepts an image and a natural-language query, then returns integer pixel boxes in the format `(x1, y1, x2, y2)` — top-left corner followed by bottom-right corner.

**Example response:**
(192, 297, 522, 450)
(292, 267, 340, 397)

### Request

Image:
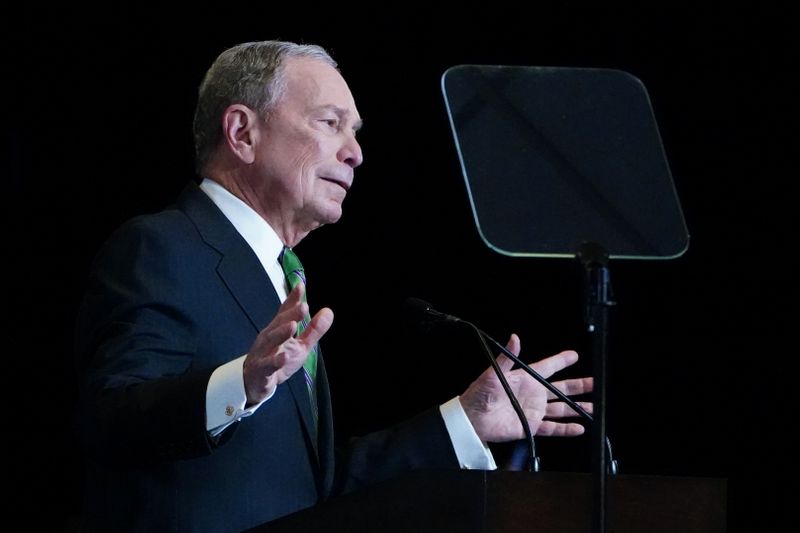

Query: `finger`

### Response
(530, 350, 579, 379)
(545, 401, 593, 418)
(536, 420, 586, 437)
(260, 321, 298, 348)
(270, 340, 308, 378)
(506, 333, 521, 355)
(546, 377, 594, 400)
(296, 307, 334, 348)
(496, 333, 521, 372)
(283, 282, 305, 307)
(272, 287, 308, 325)
(261, 346, 288, 375)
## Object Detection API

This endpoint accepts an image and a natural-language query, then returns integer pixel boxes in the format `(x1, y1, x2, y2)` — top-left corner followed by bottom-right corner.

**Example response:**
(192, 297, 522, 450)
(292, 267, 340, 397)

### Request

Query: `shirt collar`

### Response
(198, 178, 288, 300)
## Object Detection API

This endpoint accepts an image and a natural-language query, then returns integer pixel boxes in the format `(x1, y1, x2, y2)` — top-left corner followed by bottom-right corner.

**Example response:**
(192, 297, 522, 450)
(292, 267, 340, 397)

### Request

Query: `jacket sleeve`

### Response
(333, 406, 460, 495)
(75, 217, 224, 467)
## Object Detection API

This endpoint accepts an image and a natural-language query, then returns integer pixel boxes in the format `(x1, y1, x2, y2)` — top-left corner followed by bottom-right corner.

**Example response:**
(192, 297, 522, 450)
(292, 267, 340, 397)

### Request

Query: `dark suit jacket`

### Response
(75, 182, 459, 532)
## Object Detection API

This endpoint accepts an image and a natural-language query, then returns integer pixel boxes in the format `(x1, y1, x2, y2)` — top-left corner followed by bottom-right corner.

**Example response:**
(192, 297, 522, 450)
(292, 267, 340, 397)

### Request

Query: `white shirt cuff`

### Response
(439, 396, 497, 470)
(206, 355, 275, 437)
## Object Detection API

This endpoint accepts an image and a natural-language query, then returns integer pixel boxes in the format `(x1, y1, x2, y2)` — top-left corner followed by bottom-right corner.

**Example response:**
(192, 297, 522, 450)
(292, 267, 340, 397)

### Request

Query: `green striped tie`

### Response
(279, 247, 318, 422)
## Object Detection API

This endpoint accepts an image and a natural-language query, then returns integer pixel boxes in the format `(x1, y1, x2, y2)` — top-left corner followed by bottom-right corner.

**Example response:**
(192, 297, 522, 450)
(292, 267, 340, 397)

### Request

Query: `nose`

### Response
(338, 133, 363, 169)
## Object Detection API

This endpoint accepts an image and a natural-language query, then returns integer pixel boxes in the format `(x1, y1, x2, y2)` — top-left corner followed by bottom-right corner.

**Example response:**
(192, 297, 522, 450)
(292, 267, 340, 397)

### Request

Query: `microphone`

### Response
(405, 297, 540, 472)
(406, 298, 619, 475)
(403, 297, 461, 324)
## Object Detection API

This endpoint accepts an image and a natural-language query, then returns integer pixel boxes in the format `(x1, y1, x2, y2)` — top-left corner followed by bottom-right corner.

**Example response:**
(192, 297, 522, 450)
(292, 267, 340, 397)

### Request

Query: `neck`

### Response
(204, 172, 311, 247)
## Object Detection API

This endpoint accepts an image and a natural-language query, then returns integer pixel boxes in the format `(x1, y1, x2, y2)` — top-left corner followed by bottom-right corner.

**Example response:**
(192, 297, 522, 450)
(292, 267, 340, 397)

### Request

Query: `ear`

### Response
(221, 104, 261, 164)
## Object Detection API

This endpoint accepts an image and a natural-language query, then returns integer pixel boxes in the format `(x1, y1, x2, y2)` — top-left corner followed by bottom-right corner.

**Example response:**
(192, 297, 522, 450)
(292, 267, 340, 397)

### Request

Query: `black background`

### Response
(6, 6, 792, 531)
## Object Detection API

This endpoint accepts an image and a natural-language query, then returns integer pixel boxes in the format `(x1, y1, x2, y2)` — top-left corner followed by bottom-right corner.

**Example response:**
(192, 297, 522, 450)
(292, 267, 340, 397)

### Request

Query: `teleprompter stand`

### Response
(248, 65, 711, 533)
(440, 65, 691, 533)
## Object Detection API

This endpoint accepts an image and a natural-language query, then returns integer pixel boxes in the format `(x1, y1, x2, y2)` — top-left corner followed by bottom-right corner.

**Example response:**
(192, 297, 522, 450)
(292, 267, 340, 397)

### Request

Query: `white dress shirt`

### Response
(200, 178, 495, 469)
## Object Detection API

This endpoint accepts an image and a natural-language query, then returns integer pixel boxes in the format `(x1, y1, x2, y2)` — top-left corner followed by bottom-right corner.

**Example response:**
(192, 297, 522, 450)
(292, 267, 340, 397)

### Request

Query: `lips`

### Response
(319, 175, 351, 191)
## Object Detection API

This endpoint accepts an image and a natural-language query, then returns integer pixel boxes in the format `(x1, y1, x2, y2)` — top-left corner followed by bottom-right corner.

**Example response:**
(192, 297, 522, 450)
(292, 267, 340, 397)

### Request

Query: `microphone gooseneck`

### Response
(406, 298, 540, 472)
(405, 298, 619, 475)
(468, 321, 541, 473)
(479, 327, 618, 475)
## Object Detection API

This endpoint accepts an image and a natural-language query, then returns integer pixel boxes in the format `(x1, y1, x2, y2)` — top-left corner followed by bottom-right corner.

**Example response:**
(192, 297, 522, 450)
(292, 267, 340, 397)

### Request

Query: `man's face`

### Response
(252, 56, 363, 238)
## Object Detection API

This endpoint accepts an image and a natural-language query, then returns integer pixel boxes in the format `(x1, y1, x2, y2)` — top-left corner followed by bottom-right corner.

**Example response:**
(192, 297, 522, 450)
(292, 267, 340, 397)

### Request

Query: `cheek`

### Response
(276, 142, 317, 186)
(295, 138, 331, 182)
(303, 135, 331, 162)
(270, 128, 334, 194)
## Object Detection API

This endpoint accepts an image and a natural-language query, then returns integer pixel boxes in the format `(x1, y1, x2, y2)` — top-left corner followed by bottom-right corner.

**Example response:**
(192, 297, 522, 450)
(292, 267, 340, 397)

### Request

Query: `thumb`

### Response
(496, 333, 521, 372)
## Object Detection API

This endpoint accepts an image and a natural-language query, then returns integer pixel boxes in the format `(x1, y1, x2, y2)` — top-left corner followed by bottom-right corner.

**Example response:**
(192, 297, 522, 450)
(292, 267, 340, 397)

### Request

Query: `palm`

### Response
(460, 334, 593, 443)
(467, 365, 550, 440)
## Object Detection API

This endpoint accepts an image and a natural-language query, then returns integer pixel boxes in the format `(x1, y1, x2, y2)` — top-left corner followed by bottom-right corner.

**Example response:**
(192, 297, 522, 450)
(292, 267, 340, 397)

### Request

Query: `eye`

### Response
(319, 118, 339, 129)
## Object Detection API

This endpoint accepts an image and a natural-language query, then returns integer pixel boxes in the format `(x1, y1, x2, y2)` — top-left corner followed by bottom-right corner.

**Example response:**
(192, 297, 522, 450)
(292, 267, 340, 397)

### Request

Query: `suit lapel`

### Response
(176, 182, 321, 462)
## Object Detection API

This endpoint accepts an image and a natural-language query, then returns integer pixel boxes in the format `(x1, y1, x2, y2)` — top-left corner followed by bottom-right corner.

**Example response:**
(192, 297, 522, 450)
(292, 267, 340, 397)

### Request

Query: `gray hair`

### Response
(192, 40, 336, 175)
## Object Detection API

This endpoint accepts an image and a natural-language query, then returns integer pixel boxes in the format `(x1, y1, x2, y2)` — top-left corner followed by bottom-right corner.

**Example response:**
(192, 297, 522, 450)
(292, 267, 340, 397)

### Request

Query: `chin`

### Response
(324, 200, 345, 222)
(325, 211, 343, 224)
(314, 206, 343, 227)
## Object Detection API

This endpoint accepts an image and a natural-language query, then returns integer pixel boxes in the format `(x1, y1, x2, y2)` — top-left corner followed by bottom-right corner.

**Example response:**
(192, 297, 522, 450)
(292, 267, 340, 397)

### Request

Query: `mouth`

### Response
(319, 176, 351, 192)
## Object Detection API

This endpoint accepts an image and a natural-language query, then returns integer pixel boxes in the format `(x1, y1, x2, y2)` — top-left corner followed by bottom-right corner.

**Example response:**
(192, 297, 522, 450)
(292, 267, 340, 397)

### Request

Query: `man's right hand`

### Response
(243, 284, 334, 404)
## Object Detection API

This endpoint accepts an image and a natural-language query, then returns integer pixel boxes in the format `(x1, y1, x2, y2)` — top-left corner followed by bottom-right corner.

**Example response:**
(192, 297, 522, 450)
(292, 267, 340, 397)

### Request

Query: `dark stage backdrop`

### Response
(6, 7, 791, 532)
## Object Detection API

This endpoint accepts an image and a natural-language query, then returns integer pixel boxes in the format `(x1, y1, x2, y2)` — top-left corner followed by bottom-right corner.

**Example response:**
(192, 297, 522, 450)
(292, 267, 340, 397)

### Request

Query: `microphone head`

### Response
(403, 297, 435, 317)
(402, 298, 436, 333)
(402, 298, 460, 332)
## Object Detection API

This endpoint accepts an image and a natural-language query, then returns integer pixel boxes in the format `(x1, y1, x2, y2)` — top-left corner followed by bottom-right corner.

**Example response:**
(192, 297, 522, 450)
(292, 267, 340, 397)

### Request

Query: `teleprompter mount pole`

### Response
(577, 242, 616, 533)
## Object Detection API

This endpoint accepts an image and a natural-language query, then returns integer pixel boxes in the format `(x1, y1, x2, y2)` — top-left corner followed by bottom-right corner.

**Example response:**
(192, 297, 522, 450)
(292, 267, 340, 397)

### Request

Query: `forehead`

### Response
(280, 57, 359, 117)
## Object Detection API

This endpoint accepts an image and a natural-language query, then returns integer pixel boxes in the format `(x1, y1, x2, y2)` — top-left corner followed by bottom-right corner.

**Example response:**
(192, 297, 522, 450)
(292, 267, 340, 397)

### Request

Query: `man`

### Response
(75, 40, 592, 532)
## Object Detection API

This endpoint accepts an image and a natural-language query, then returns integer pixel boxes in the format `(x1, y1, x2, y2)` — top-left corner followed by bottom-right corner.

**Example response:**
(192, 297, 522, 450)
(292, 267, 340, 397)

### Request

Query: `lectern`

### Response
(248, 470, 725, 532)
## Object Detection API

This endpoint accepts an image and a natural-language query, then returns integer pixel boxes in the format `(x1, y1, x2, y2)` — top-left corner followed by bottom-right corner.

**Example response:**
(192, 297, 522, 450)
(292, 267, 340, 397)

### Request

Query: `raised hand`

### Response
(459, 334, 593, 443)
(243, 284, 333, 404)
